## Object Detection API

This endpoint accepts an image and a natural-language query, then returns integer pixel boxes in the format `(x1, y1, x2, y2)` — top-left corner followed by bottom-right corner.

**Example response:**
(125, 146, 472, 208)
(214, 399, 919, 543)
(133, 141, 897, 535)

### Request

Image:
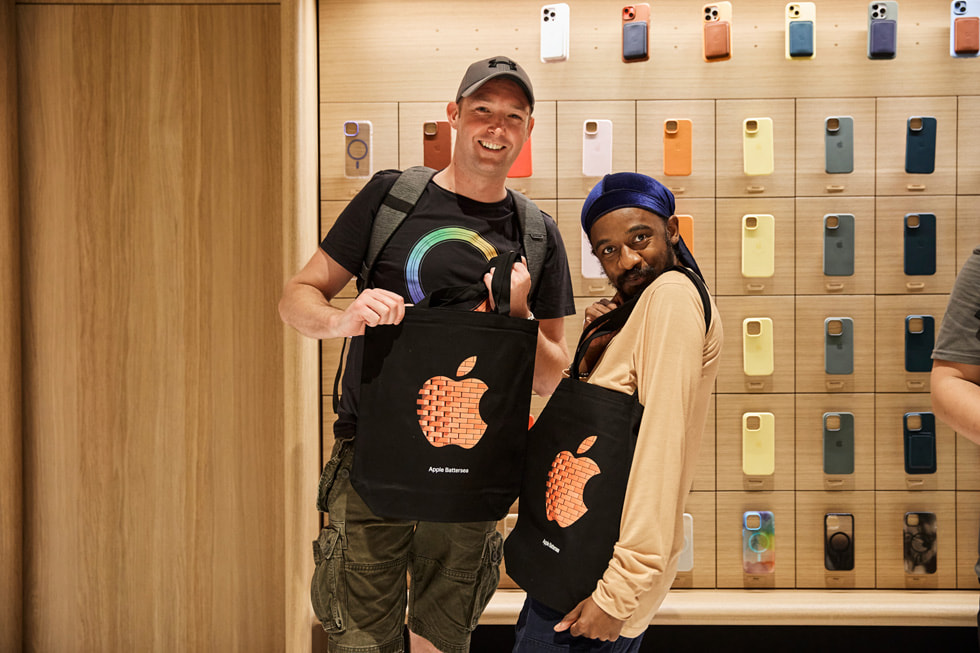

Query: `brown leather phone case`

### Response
(955, 16, 980, 54)
(703, 21, 731, 60)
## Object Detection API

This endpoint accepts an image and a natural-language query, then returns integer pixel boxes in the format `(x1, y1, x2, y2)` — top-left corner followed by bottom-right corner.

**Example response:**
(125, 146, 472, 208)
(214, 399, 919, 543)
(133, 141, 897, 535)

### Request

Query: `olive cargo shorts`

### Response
(312, 438, 503, 653)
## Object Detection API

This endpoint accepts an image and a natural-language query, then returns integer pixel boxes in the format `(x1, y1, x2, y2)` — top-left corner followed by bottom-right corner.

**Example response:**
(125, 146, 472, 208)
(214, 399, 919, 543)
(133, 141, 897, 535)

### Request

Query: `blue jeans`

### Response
(513, 597, 644, 652)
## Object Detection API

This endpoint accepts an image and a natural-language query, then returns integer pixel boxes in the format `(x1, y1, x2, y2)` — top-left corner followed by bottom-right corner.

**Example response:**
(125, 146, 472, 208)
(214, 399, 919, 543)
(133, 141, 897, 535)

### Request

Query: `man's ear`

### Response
(526, 115, 535, 139)
(666, 215, 681, 245)
(446, 101, 460, 127)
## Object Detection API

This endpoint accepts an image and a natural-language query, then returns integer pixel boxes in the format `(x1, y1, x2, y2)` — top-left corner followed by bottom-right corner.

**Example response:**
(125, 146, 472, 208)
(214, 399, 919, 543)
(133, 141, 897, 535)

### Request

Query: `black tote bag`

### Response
(352, 251, 539, 522)
(504, 266, 710, 614)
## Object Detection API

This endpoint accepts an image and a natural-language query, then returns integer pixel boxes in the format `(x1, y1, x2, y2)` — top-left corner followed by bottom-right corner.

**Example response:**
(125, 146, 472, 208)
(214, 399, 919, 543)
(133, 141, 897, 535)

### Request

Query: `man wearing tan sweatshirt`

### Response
(512, 172, 723, 652)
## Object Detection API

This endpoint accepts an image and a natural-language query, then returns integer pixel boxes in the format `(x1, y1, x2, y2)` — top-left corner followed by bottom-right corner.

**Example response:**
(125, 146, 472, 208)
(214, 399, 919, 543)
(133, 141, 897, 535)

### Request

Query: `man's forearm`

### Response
(531, 326, 569, 396)
(278, 282, 347, 340)
(932, 372, 980, 444)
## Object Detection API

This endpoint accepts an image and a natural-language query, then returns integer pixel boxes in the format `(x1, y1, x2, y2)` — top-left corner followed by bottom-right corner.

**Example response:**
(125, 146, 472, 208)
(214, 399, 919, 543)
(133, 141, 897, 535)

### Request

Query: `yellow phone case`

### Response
(741, 214, 775, 278)
(742, 412, 775, 476)
(742, 117, 774, 176)
(743, 317, 774, 376)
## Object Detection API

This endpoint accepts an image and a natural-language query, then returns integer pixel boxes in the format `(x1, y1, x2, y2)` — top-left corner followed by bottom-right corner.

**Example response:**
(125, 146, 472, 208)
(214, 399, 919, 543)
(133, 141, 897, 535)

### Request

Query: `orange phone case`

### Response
(507, 135, 533, 178)
(955, 16, 980, 54)
(423, 121, 451, 170)
(676, 214, 694, 254)
(663, 119, 693, 176)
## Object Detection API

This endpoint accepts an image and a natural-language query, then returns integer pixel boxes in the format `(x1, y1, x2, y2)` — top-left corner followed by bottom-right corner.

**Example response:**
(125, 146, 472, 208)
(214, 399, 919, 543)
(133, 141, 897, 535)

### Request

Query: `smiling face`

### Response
(589, 207, 680, 300)
(447, 78, 533, 178)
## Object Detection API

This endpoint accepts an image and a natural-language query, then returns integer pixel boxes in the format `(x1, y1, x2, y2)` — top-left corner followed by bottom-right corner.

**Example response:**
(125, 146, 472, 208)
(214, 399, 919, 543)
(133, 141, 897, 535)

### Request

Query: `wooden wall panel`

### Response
(1, 0, 23, 649)
(18, 5, 285, 650)
(319, 0, 980, 103)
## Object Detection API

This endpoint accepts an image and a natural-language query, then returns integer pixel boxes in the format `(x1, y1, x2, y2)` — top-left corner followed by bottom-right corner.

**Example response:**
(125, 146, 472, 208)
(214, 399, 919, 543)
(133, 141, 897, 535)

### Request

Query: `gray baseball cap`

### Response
(455, 56, 534, 112)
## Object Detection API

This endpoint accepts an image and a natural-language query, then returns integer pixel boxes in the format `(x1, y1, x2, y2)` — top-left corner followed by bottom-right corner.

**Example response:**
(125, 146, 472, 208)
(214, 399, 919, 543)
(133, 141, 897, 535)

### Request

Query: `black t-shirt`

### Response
(322, 169, 576, 437)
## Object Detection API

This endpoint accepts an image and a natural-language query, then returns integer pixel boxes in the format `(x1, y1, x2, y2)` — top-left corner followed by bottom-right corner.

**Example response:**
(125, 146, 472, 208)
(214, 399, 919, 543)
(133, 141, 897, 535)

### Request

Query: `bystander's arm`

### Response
(931, 359, 980, 444)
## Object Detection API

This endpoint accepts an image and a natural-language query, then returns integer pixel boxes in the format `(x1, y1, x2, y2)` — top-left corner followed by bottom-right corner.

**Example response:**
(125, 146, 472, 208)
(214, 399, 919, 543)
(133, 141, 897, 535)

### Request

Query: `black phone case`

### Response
(904, 412, 937, 474)
(623, 21, 648, 61)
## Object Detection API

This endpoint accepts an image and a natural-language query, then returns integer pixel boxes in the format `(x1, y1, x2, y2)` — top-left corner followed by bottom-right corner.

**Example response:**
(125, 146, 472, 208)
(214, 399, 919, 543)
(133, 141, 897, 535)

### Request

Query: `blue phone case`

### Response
(904, 315, 935, 373)
(823, 413, 855, 475)
(823, 214, 855, 276)
(623, 21, 648, 61)
(905, 117, 937, 174)
(903, 213, 936, 276)
(788, 20, 815, 57)
(904, 412, 937, 474)
(869, 20, 897, 57)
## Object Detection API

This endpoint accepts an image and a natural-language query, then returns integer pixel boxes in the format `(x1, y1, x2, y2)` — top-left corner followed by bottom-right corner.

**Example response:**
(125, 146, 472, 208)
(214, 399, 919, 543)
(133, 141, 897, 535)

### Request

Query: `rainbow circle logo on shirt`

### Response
(406, 227, 498, 303)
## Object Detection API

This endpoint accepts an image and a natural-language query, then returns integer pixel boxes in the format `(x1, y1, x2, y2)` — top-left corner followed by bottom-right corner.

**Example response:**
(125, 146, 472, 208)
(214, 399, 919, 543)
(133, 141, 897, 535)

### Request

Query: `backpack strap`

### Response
(357, 166, 438, 293)
(508, 188, 547, 299)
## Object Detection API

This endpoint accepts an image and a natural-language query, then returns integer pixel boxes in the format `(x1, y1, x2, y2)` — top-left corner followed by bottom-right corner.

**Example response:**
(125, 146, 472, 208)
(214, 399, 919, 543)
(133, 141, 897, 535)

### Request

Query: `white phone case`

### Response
(540, 4, 570, 62)
(580, 231, 605, 279)
(677, 513, 695, 572)
(582, 119, 613, 177)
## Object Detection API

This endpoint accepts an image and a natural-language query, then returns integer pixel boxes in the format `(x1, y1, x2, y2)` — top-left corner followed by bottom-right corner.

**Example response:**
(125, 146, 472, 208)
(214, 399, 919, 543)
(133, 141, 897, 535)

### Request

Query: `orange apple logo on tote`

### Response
(416, 355, 489, 449)
(545, 436, 601, 528)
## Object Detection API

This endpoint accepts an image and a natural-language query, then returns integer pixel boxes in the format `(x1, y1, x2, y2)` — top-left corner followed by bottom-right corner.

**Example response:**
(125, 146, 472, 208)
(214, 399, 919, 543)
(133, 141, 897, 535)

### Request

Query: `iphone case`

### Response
(825, 116, 854, 174)
(676, 214, 694, 254)
(677, 513, 695, 572)
(422, 121, 451, 171)
(582, 119, 613, 177)
(825, 317, 854, 375)
(823, 412, 855, 475)
(580, 231, 605, 280)
(743, 317, 774, 377)
(904, 512, 937, 574)
(743, 511, 775, 574)
(786, 3, 816, 59)
(825, 513, 855, 571)
(622, 4, 650, 62)
(663, 119, 693, 176)
(868, 2, 898, 59)
(904, 412, 937, 474)
(541, 4, 570, 62)
(741, 214, 775, 278)
(508, 134, 533, 178)
(904, 315, 935, 373)
(951, 1, 980, 57)
(905, 117, 937, 174)
(703, 2, 733, 61)
(344, 120, 372, 178)
(823, 214, 855, 277)
(903, 213, 936, 276)
(742, 412, 775, 476)
(743, 118, 774, 176)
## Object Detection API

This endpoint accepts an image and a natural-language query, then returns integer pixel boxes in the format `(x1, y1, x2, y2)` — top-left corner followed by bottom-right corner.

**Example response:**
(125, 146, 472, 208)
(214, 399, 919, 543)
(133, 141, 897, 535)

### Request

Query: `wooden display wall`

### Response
(318, 0, 980, 599)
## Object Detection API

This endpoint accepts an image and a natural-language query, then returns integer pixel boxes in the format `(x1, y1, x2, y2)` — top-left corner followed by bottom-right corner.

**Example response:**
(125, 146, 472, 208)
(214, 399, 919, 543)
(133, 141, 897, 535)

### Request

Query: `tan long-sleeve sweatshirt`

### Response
(585, 269, 723, 638)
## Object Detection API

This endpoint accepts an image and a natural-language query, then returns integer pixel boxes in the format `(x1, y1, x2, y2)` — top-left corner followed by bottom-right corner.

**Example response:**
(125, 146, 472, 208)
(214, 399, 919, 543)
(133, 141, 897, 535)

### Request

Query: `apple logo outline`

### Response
(416, 355, 490, 449)
(545, 436, 602, 528)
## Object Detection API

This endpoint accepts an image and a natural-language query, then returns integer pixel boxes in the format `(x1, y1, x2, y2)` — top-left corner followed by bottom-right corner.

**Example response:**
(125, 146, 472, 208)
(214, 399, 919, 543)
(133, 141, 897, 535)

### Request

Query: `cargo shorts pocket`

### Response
(316, 438, 353, 513)
(311, 526, 347, 634)
(468, 529, 503, 630)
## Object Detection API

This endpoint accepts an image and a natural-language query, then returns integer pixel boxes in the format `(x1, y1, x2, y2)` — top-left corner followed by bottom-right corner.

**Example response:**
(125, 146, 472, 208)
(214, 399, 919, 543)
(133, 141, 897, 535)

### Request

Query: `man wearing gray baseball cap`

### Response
(280, 56, 574, 653)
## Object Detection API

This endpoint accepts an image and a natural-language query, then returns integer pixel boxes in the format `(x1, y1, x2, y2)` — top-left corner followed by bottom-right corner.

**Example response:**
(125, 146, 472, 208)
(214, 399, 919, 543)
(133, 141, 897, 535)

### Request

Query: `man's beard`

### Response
(612, 241, 677, 301)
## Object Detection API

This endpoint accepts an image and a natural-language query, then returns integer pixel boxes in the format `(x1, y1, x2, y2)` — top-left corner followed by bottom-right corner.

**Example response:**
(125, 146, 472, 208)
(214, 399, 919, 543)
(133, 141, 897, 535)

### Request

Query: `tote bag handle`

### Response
(414, 250, 520, 315)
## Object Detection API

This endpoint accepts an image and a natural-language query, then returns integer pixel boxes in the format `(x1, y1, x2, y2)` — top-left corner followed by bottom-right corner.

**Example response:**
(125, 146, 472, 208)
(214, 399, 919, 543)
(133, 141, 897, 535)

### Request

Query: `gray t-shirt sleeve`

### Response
(932, 247, 980, 365)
